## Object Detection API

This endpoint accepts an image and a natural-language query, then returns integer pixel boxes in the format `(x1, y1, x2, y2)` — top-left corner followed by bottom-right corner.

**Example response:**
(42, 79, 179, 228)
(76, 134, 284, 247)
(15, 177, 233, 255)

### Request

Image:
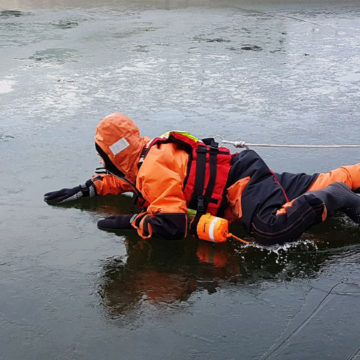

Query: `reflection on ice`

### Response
(79, 194, 360, 320)
(97, 231, 358, 321)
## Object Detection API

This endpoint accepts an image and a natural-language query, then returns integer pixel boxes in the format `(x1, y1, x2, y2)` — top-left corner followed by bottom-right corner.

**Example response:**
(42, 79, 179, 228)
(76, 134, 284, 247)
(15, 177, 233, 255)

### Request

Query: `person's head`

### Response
(95, 113, 148, 183)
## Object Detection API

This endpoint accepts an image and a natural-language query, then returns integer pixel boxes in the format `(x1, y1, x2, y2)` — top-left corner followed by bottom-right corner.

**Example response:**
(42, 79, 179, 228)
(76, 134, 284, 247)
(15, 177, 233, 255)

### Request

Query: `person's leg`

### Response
(251, 193, 325, 246)
(309, 182, 360, 224)
(251, 182, 360, 246)
(307, 163, 360, 192)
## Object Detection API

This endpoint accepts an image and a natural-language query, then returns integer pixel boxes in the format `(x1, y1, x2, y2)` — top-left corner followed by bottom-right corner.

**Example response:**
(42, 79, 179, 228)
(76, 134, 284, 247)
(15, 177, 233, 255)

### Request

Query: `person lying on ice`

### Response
(44, 113, 360, 246)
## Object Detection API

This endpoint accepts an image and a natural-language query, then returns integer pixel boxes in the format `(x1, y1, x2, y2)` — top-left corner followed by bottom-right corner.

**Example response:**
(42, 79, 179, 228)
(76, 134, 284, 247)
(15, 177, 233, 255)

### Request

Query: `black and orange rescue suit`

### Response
(44, 113, 360, 246)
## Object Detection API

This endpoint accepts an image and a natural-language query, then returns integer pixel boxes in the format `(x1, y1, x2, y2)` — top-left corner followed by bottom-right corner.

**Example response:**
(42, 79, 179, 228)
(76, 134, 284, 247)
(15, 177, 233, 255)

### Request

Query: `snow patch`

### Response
(0, 79, 16, 94)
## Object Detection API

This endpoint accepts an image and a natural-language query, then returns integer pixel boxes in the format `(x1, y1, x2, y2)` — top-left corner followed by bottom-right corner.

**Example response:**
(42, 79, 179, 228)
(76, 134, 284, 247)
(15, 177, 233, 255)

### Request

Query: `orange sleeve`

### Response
(92, 173, 133, 196)
(131, 143, 189, 239)
(137, 143, 189, 214)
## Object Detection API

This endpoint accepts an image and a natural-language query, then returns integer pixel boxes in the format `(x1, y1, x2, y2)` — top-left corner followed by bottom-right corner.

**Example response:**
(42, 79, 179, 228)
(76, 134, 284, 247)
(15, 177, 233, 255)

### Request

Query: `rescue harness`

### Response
(137, 131, 233, 217)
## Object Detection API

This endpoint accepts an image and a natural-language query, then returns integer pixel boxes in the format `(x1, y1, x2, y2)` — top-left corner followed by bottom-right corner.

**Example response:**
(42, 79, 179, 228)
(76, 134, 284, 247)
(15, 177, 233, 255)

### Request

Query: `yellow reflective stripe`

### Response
(160, 130, 199, 142)
(187, 208, 197, 217)
(160, 131, 170, 138)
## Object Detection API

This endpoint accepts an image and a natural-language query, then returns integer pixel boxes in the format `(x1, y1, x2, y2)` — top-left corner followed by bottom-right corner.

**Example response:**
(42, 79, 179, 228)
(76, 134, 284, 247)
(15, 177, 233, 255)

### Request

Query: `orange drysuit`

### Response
(93, 113, 360, 245)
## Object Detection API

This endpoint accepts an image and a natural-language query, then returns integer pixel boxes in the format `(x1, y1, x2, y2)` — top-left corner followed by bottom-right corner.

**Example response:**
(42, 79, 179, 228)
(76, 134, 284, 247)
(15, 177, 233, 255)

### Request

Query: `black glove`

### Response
(97, 215, 134, 231)
(44, 179, 96, 204)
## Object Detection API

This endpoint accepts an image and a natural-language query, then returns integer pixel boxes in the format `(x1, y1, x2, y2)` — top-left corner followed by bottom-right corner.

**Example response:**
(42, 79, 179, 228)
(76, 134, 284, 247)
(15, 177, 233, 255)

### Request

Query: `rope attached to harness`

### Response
(221, 140, 360, 150)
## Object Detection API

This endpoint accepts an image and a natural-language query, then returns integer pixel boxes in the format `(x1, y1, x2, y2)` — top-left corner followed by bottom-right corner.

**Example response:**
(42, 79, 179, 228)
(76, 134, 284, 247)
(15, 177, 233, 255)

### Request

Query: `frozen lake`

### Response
(1, 0, 360, 359)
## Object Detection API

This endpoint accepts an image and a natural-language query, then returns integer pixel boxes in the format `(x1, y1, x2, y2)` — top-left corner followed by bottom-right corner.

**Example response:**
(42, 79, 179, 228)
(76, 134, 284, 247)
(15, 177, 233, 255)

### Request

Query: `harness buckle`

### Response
(197, 195, 205, 214)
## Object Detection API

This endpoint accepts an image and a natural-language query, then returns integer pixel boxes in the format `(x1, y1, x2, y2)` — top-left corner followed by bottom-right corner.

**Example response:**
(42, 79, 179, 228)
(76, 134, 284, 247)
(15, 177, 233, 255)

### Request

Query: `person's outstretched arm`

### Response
(98, 143, 189, 240)
(44, 173, 133, 204)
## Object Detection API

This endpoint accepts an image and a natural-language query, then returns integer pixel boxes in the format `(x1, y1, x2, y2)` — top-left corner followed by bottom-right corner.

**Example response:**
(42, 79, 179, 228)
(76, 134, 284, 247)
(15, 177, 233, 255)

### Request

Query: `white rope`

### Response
(221, 140, 360, 150)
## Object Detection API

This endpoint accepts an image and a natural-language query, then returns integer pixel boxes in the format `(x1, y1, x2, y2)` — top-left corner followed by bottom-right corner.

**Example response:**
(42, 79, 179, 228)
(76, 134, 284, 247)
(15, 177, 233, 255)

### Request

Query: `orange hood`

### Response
(95, 113, 149, 183)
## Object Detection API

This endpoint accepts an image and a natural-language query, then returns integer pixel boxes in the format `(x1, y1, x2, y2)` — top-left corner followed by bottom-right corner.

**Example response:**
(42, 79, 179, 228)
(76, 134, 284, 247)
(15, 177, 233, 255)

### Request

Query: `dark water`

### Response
(1, 1, 360, 359)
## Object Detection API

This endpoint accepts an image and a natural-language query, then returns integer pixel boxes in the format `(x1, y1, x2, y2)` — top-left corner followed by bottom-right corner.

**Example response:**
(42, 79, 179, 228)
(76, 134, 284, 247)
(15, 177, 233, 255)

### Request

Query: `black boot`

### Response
(306, 182, 360, 224)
